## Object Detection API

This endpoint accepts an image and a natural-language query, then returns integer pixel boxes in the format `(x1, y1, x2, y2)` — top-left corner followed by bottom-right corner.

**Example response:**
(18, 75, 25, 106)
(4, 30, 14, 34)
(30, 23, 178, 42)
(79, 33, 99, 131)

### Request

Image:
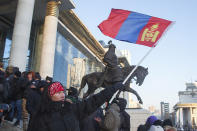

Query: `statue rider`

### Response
(102, 40, 123, 85)
(103, 40, 118, 68)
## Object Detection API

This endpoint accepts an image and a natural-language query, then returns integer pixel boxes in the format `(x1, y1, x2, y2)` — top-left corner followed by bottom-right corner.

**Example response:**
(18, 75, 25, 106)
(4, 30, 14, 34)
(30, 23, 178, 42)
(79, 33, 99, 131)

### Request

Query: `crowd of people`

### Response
(0, 64, 53, 127)
(0, 64, 131, 131)
(0, 62, 178, 131)
(137, 116, 177, 131)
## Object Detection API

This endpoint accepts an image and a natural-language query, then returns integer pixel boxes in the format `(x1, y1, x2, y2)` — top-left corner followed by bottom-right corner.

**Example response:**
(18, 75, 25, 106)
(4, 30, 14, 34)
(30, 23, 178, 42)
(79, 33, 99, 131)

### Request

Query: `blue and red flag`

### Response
(98, 9, 172, 47)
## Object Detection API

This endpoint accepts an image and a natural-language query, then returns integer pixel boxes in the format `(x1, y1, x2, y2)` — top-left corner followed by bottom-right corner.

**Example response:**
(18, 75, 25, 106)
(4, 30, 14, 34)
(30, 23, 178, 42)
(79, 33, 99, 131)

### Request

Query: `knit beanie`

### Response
(146, 115, 158, 125)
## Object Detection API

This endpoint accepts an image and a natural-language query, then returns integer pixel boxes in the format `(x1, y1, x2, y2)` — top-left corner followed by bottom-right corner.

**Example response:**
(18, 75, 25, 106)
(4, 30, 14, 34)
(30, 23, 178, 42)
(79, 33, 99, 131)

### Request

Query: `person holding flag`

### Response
(28, 81, 125, 131)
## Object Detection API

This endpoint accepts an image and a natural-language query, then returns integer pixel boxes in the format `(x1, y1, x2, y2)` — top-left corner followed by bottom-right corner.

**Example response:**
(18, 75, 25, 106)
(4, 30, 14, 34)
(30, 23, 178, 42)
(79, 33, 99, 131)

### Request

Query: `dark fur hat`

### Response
(113, 98, 127, 111)
(67, 87, 78, 97)
(46, 76, 53, 83)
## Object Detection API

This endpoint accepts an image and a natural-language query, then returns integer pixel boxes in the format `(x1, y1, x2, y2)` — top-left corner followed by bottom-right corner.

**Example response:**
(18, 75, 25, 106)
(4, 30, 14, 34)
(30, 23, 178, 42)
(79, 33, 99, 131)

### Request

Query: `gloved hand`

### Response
(112, 82, 125, 91)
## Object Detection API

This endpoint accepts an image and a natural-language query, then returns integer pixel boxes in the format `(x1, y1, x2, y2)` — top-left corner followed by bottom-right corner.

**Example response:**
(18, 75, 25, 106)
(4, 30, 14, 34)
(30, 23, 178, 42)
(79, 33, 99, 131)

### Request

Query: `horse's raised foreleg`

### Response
(124, 87, 143, 104)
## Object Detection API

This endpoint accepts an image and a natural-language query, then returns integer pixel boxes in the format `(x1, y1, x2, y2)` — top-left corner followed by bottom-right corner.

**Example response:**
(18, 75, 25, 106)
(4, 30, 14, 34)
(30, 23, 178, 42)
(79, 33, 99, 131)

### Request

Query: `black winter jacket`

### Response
(80, 107, 103, 131)
(119, 110, 130, 131)
(9, 77, 28, 101)
(29, 84, 122, 131)
(26, 88, 41, 116)
(0, 80, 9, 104)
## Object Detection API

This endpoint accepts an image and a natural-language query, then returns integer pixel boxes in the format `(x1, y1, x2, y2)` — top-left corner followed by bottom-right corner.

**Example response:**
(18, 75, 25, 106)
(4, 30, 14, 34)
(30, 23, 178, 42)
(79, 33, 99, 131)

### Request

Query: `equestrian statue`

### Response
(78, 41, 148, 104)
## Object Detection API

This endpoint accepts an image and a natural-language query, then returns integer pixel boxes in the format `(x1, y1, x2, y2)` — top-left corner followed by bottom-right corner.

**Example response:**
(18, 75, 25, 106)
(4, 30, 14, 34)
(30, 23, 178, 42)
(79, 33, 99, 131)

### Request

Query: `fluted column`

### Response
(40, 1, 60, 78)
(9, 0, 35, 71)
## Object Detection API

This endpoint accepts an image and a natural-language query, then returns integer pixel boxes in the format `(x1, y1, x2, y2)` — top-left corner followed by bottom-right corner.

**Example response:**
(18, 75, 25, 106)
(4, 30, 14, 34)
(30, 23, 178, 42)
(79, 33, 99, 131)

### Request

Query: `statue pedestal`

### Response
(126, 108, 151, 131)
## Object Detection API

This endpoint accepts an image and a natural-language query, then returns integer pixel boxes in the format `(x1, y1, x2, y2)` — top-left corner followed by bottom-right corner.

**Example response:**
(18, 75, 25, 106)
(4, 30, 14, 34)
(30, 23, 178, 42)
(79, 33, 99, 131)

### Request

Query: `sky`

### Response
(73, 0, 197, 111)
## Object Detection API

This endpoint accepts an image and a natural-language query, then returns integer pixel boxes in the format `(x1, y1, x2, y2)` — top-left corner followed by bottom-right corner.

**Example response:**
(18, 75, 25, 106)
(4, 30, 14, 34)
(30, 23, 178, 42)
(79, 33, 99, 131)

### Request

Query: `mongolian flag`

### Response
(98, 8, 172, 47)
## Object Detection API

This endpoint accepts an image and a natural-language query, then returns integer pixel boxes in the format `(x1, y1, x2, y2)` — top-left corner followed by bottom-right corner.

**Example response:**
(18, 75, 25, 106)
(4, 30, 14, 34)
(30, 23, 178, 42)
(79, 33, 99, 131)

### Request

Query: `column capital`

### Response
(46, 1, 61, 17)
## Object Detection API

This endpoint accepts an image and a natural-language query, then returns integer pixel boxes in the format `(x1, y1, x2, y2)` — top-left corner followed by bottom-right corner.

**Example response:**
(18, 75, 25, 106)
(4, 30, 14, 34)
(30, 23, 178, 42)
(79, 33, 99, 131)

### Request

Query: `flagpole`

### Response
(109, 45, 155, 103)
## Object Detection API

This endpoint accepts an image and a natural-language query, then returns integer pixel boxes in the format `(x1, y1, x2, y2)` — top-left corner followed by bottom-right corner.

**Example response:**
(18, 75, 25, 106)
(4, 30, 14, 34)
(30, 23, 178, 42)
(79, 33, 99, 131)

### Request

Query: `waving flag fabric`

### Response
(98, 9, 172, 47)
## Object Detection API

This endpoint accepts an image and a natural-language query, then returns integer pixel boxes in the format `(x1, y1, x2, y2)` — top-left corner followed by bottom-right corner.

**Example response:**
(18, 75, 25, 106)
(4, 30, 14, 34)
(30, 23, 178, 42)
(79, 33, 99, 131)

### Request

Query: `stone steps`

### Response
(0, 120, 22, 131)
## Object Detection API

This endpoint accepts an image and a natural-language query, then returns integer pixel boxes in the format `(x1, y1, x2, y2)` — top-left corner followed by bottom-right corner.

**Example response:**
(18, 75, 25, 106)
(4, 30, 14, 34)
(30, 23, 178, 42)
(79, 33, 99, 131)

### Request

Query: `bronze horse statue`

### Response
(78, 65, 148, 104)
(79, 41, 148, 104)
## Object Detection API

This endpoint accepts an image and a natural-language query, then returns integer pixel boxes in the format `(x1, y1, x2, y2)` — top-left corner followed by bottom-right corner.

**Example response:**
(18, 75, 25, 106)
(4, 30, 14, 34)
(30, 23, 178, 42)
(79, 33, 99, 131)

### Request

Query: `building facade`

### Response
(161, 101, 170, 120)
(173, 82, 197, 130)
(0, 0, 105, 90)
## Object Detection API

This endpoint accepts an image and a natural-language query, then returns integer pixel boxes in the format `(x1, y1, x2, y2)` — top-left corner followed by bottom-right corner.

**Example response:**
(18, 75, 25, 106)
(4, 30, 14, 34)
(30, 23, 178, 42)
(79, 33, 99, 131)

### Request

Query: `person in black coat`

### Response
(8, 71, 23, 101)
(0, 70, 10, 125)
(28, 81, 124, 131)
(25, 83, 42, 131)
(80, 107, 104, 131)
(116, 98, 130, 131)
(25, 80, 48, 115)
(66, 86, 79, 103)
(7, 70, 28, 126)
(137, 125, 146, 131)
(26, 83, 41, 117)
(7, 71, 23, 125)
(0, 70, 9, 104)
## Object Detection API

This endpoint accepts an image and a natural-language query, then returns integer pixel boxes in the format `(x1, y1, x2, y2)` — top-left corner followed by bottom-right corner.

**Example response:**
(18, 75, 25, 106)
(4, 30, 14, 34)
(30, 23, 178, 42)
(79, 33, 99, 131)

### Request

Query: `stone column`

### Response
(39, 1, 60, 78)
(9, 0, 35, 71)
(175, 109, 178, 126)
(190, 107, 192, 126)
(32, 26, 44, 72)
(180, 108, 183, 127)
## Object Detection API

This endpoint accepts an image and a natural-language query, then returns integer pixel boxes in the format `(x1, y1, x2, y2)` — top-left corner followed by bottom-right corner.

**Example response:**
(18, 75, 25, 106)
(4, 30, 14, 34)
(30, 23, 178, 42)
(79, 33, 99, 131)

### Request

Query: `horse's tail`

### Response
(78, 74, 88, 96)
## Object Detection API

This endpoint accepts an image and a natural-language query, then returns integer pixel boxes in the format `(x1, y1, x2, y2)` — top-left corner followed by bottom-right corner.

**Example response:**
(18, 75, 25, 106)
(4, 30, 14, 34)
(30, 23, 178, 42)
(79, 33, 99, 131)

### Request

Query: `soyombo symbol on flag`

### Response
(98, 8, 172, 47)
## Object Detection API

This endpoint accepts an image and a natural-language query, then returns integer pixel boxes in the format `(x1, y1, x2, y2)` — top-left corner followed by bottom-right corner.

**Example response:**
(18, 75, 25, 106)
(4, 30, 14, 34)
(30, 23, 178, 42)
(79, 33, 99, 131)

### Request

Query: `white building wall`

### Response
(126, 108, 151, 131)
(179, 93, 197, 103)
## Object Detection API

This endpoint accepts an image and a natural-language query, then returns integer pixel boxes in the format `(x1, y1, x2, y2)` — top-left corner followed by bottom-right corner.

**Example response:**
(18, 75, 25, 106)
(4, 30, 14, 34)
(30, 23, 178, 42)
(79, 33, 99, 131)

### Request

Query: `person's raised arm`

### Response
(74, 82, 124, 120)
